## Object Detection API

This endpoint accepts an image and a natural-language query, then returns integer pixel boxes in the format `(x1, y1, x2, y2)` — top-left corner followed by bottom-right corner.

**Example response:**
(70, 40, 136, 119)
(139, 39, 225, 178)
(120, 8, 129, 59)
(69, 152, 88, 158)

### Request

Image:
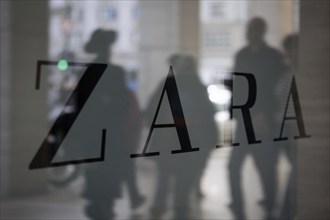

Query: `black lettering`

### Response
(131, 66, 198, 158)
(274, 75, 311, 141)
(29, 61, 107, 169)
(227, 72, 261, 146)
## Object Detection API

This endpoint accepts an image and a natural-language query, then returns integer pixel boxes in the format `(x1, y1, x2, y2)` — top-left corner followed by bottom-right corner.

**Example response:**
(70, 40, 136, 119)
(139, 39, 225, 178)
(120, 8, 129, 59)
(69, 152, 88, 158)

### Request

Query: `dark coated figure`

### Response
(82, 29, 143, 220)
(276, 34, 299, 220)
(228, 17, 285, 220)
(145, 54, 218, 219)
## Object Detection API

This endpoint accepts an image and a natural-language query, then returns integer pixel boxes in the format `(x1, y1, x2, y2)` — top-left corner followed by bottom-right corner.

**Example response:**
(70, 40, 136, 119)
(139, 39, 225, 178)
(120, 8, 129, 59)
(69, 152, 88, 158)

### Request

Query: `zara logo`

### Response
(29, 60, 310, 170)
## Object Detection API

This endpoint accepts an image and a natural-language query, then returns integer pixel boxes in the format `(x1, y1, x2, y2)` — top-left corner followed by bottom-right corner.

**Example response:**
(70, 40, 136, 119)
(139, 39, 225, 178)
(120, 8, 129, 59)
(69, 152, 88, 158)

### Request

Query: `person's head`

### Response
(282, 34, 299, 67)
(168, 54, 197, 76)
(246, 17, 267, 46)
(85, 29, 117, 60)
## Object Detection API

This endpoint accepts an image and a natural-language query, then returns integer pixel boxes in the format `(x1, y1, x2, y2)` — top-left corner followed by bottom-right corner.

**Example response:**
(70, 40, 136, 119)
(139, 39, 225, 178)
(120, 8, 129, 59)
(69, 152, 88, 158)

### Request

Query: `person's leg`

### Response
(193, 151, 213, 199)
(253, 146, 278, 220)
(228, 147, 248, 219)
(150, 164, 171, 218)
(173, 169, 196, 219)
(279, 143, 296, 220)
(85, 199, 114, 220)
(124, 160, 145, 209)
(83, 167, 121, 220)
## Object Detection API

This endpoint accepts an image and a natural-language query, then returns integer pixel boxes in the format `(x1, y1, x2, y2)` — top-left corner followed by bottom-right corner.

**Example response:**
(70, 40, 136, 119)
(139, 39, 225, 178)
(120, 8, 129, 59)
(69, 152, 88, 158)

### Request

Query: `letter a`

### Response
(274, 75, 311, 141)
(131, 66, 199, 158)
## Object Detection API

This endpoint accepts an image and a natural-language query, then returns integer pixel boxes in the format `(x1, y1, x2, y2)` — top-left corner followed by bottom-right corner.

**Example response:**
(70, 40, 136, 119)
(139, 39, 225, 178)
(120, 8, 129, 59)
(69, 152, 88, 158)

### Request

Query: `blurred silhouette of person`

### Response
(82, 29, 143, 220)
(275, 34, 299, 220)
(228, 17, 285, 220)
(145, 54, 217, 219)
(124, 80, 146, 210)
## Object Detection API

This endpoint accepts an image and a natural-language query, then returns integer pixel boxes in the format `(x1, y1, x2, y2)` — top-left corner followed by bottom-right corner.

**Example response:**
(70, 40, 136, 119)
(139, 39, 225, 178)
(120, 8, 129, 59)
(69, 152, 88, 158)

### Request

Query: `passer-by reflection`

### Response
(145, 54, 218, 219)
(228, 17, 286, 220)
(275, 34, 299, 220)
(82, 29, 144, 220)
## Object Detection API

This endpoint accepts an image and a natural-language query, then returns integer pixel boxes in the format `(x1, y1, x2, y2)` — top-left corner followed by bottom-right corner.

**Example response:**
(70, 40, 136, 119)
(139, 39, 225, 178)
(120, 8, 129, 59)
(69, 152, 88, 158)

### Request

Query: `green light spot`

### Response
(57, 59, 68, 71)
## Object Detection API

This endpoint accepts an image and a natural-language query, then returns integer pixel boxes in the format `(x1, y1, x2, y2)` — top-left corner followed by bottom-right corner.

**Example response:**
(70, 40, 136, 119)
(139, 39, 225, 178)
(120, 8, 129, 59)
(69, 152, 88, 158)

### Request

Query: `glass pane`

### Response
(1, 1, 328, 220)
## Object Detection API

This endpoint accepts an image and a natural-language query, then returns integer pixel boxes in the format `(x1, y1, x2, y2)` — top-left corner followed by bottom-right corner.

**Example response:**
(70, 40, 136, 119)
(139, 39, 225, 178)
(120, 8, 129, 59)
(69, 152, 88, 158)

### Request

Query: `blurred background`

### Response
(0, 0, 329, 220)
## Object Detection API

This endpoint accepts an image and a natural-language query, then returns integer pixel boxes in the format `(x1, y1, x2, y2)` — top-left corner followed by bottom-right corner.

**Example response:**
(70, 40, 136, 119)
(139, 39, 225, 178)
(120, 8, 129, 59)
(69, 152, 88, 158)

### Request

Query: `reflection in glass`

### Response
(0, 1, 303, 220)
